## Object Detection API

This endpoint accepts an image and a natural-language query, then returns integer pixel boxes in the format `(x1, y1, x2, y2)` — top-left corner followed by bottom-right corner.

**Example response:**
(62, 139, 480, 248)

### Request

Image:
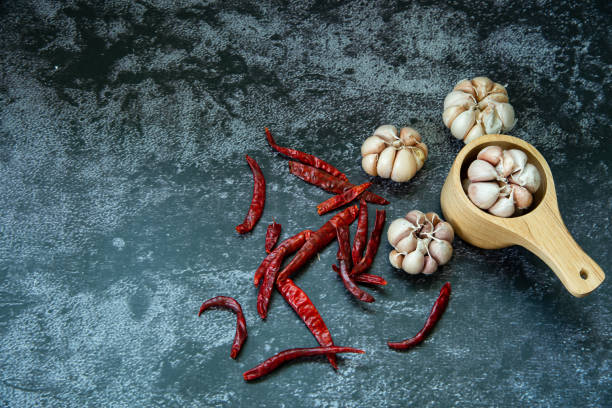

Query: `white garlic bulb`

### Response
(464, 145, 541, 217)
(361, 125, 428, 182)
(387, 211, 454, 275)
(443, 77, 516, 143)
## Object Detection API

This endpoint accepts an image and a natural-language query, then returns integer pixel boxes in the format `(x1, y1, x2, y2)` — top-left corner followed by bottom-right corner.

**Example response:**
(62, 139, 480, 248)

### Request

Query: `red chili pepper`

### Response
(351, 198, 368, 265)
(198, 296, 247, 359)
(265, 127, 348, 181)
(335, 224, 374, 303)
(351, 209, 386, 277)
(332, 265, 387, 286)
(254, 230, 312, 287)
(236, 155, 265, 234)
(387, 282, 451, 350)
(265, 220, 282, 253)
(288, 161, 389, 205)
(317, 182, 371, 216)
(276, 205, 358, 283)
(243, 346, 365, 381)
(277, 278, 339, 368)
(257, 230, 310, 319)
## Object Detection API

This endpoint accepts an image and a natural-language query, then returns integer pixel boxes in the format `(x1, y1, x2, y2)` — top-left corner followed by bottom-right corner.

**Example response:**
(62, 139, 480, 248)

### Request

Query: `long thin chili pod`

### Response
(317, 182, 371, 216)
(332, 265, 387, 285)
(276, 278, 338, 369)
(265, 220, 282, 253)
(257, 231, 310, 319)
(236, 155, 265, 234)
(352, 198, 368, 265)
(288, 161, 389, 205)
(388, 282, 451, 350)
(265, 127, 348, 181)
(276, 205, 358, 282)
(351, 209, 386, 277)
(198, 296, 247, 359)
(335, 225, 374, 303)
(254, 230, 312, 286)
(243, 346, 365, 381)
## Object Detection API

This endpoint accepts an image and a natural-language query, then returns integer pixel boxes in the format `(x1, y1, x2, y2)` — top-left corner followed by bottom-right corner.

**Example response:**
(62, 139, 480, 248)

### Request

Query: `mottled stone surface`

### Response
(0, 1, 610, 406)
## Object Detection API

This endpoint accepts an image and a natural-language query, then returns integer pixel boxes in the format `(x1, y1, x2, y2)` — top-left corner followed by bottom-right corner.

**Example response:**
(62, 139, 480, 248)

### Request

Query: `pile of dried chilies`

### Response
(198, 127, 451, 381)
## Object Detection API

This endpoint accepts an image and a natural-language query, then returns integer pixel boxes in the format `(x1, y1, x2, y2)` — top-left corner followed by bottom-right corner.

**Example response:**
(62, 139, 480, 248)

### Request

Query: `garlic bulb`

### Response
(442, 77, 516, 143)
(361, 125, 428, 182)
(387, 210, 454, 275)
(464, 145, 541, 217)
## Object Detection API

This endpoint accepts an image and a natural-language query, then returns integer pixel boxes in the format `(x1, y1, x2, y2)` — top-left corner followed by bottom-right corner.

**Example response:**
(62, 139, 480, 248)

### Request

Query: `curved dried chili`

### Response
(265, 220, 281, 253)
(351, 209, 386, 277)
(317, 182, 371, 216)
(351, 198, 368, 265)
(265, 127, 348, 181)
(332, 264, 387, 286)
(387, 282, 451, 350)
(198, 296, 247, 359)
(236, 155, 265, 234)
(254, 230, 312, 287)
(335, 224, 374, 303)
(243, 346, 365, 381)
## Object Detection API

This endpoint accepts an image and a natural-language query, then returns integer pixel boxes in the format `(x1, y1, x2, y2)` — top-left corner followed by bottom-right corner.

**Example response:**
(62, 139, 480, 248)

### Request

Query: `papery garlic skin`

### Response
(464, 145, 541, 217)
(360, 125, 428, 182)
(442, 77, 516, 143)
(387, 210, 454, 275)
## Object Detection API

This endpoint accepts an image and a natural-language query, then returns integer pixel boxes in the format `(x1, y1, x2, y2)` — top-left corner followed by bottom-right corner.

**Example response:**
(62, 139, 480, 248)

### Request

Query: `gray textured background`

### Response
(1, 1, 610, 407)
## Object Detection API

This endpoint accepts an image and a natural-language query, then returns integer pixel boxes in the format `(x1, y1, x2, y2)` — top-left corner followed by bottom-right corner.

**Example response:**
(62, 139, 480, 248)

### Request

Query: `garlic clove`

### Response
(450, 109, 476, 140)
(442, 105, 467, 128)
(405, 210, 426, 227)
(443, 90, 474, 110)
(512, 185, 533, 209)
(496, 150, 515, 178)
(373, 125, 398, 142)
(413, 148, 426, 171)
(387, 218, 416, 246)
(416, 236, 431, 254)
(399, 127, 421, 145)
(496, 103, 516, 131)
(421, 256, 438, 275)
(428, 239, 453, 265)
(453, 79, 476, 98)
(506, 148, 527, 173)
(477, 145, 503, 166)
(395, 234, 418, 253)
(488, 195, 515, 218)
(376, 146, 396, 179)
(433, 221, 454, 242)
(361, 135, 386, 156)
(482, 104, 503, 134)
(467, 181, 500, 209)
(510, 163, 541, 193)
(463, 121, 485, 144)
(391, 149, 417, 182)
(472, 76, 494, 100)
(415, 142, 428, 160)
(479, 92, 509, 105)
(361, 154, 379, 177)
(401, 250, 425, 275)
(467, 159, 498, 182)
(490, 82, 508, 96)
(389, 250, 404, 269)
(425, 212, 441, 226)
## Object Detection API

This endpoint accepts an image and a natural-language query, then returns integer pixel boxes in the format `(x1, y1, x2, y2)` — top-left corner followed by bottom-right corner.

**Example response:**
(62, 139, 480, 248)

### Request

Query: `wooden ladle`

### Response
(440, 134, 605, 297)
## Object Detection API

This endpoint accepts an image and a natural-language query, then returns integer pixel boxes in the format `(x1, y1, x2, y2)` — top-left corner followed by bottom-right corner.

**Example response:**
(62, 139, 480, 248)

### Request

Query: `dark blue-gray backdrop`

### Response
(1, 1, 610, 407)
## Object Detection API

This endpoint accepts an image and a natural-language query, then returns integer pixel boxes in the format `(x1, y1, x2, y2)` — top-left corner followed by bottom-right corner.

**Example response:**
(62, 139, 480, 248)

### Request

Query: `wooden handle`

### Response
(519, 202, 605, 297)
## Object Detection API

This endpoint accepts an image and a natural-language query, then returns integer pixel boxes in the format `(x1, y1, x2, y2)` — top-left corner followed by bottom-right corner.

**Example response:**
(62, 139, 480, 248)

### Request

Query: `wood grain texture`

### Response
(441, 134, 605, 297)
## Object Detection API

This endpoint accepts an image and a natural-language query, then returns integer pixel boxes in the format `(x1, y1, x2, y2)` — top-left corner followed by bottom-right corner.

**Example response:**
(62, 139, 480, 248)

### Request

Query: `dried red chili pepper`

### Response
(277, 278, 339, 368)
(236, 155, 265, 234)
(254, 230, 312, 287)
(351, 209, 386, 277)
(243, 346, 365, 381)
(317, 182, 371, 216)
(265, 127, 348, 181)
(198, 296, 247, 359)
(276, 205, 358, 283)
(288, 161, 389, 205)
(265, 220, 281, 253)
(387, 282, 451, 350)
(352, 198, 368, 265)
(257, 230, 311, 319)
(332, 265, 387, 286)
(335, 225, 374, 303)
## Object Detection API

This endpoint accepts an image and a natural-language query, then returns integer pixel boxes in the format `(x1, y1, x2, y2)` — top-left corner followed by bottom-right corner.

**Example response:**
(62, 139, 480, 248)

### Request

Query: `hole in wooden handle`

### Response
(579, 269, 588, 280)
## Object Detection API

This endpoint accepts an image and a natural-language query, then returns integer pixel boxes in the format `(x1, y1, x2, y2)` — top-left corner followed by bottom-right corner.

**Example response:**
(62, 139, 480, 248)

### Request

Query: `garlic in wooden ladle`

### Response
(464, 145, 541, 217)
(361, 125, 428, 182)
(388, 210, 454, 275)
(443, 77, 516, 143)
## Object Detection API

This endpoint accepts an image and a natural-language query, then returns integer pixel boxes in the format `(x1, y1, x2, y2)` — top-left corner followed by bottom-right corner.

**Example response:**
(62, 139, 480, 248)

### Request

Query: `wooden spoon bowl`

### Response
(440, 134, 605, 297)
